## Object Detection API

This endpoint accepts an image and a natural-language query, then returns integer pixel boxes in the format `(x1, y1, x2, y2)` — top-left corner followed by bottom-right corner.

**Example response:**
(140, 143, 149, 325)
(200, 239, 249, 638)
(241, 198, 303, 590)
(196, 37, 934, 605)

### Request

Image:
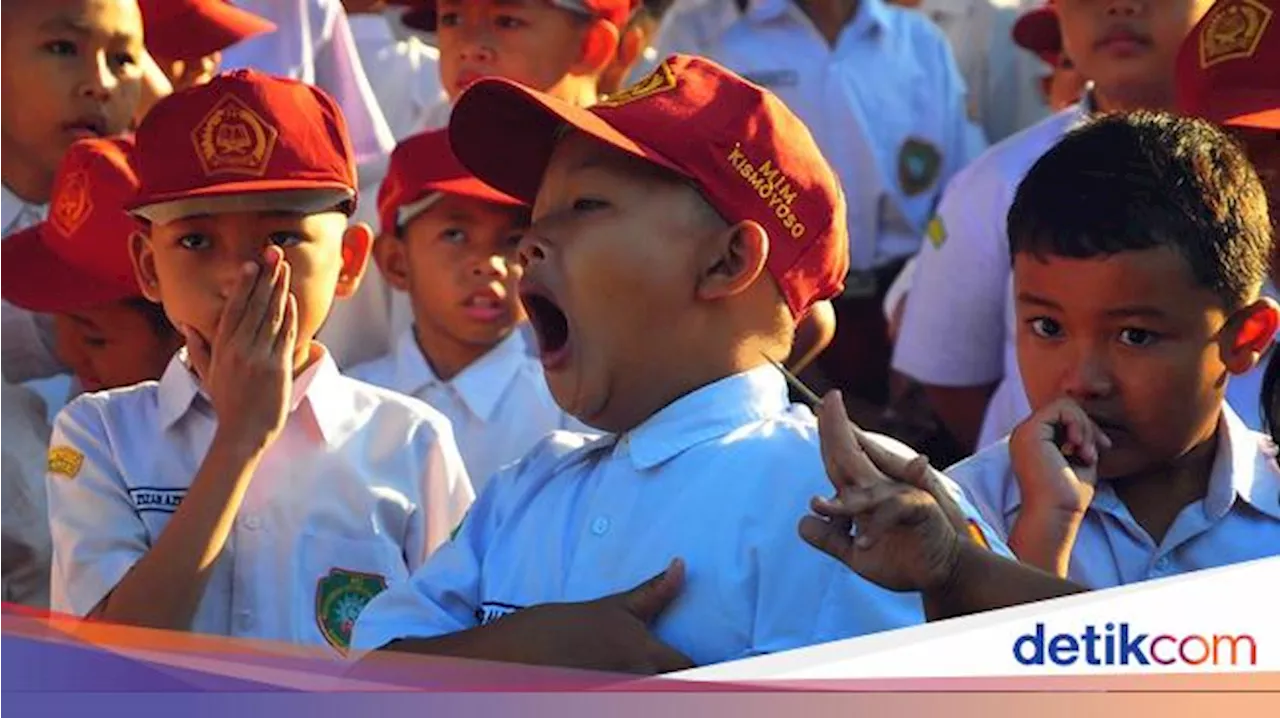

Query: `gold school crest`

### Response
(315, 568, 387, 653)
(597, 60, 678, 108)
(191, 95, 279, 177)
(1200, 0, 1273, 68)
(51, 168, 93, 237)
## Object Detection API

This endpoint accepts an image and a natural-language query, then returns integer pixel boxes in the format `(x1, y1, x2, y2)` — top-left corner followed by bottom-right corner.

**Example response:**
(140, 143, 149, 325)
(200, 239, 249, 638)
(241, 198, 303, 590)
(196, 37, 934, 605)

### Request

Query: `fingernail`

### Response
(242, 262, 257, 276)
(855, 535, 872, 549)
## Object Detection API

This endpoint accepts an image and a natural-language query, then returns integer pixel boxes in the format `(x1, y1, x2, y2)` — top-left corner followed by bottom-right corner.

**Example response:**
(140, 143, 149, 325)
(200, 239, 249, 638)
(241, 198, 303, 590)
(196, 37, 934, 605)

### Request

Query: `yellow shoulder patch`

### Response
(48, 446, 85, 480)
(926, 216, 947, 249)
(966, 519, 991, 551)
(1200, 0, 1273, 68)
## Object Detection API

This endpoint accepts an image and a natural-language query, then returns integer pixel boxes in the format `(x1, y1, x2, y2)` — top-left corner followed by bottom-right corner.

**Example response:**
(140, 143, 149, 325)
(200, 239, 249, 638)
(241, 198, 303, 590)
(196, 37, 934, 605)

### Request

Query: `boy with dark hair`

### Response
(951, 111, 1280, 584)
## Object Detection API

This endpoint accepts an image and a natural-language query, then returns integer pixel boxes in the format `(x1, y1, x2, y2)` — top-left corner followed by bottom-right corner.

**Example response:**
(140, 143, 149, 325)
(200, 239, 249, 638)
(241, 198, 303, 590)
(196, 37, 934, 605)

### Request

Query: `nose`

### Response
(1104, 0, 1141, 17)
(79, 52, 117, 102)
(456, 24, 496, 64)
(471, 253, 512, 279)
(516, 233, 548, 269)
(1061, 345, 1115, 401)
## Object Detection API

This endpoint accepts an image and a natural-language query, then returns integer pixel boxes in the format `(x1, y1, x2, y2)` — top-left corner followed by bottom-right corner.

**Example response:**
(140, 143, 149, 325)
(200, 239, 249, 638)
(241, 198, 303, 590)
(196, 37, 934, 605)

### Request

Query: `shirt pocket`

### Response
(298, 532, 409, 653)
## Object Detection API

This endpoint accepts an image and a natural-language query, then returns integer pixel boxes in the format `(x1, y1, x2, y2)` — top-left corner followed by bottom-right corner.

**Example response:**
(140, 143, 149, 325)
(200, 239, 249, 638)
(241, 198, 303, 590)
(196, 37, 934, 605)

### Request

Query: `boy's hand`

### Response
(799, 392, 965, 593)
(1009, 398, 1112, 517)
(480, 559, 694, 674)
(182, 247, 297, 455)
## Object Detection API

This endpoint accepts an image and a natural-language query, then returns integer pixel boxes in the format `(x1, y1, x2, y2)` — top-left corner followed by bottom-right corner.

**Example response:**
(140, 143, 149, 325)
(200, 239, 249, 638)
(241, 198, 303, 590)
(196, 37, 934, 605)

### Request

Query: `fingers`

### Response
(181, 324, 213, 380)
(215, 261, 261, 346)
(257, 252, 291, 343)
(238, 249, 281, 347)
(617, 558, 685, 624)
(273, 293, 298, 359)
(817, 391, 887, 491)
(645, 642, 696, 674)
(798, 514, 854, 563)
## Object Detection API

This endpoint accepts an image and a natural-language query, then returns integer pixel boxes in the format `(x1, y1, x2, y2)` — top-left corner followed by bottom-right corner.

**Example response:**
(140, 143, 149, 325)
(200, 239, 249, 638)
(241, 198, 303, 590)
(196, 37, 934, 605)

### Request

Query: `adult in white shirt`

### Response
(2, 381, 53, 608)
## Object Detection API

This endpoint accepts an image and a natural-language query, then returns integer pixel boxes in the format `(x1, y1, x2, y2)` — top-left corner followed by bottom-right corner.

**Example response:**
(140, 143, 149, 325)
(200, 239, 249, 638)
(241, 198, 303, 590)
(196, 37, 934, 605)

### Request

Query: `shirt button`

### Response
(591, 517, 610, 536)
(1154, 556, 1172, 574)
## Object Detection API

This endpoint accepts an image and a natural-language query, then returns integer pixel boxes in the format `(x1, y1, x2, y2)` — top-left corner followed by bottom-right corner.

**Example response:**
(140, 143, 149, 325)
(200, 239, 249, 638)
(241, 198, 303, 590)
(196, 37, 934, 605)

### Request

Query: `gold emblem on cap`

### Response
(1200, 0, 1273, 68)
(597, 60, 678, 108)
(191, 94, 279, 177)
(50, 168, 93, 238)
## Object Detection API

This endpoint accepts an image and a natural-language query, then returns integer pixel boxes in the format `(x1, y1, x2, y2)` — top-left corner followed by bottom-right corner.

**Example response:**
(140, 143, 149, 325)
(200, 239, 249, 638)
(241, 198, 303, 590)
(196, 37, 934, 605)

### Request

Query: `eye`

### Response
(269, 231, 303, 248)
(495, 14, 528, 29)
(440, 228, 467, 245)
(83, 336, 108, 349)
(571, 198, 609, 213)
(1119, 328, 1159, 348)
(503, 232, 524, 250)
(111, 51, 137, 68)
(43, 40, 77, 57)
(177, 233, 211, 251)
(1028, 317, 1062, 339)
(438, 12, 460, 27)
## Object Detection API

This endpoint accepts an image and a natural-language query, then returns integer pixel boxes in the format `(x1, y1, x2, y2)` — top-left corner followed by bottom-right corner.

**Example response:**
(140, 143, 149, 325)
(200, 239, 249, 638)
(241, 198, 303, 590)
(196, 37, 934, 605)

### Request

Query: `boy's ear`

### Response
(371, 231, 412, 293)
(335, 222, 375, 299)
(128, 230, 164, 304)
(695, 220, 769, 304)
(574, 19, 621, 77)
(1222, 297, 1280, 374)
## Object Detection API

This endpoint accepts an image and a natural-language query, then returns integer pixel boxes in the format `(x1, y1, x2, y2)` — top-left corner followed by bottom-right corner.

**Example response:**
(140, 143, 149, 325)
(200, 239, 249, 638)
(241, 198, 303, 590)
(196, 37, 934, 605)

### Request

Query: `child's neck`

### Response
(795, 0, 858, 46)
(1108, 424, 1221, 546)
(413, 324, 494, 382)
(1091, 83, 1176, 115)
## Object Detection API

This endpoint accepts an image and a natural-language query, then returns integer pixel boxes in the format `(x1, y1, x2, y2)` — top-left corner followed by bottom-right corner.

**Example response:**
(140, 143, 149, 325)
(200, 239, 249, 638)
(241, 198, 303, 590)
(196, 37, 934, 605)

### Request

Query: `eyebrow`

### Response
(38, 15, 139, 43)
(1016, 293, 1170, 319)
(69, 314, 101, 332)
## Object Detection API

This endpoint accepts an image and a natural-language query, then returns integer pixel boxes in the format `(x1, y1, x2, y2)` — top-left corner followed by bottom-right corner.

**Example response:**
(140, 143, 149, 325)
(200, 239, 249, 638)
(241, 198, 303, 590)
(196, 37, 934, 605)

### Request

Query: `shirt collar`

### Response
(746, 0, 888, 35)
(1085, 405, 1280, 522)
(393, 328, 531, 423)
(157, 344, 347, 444)
(2, 184, 45, 236)
(618, 364, 791, 471)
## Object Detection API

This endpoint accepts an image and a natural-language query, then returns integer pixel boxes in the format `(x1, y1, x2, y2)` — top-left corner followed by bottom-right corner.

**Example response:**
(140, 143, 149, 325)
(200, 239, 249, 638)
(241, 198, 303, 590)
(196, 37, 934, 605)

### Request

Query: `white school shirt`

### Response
(348, 14, 447, 141)
(892, 102, 1089, 449)
(219, 0, 395, 172)
(349, 327, 595, 492)
(2, 380, 53, 608)
(46, 348, 473, 651)
(2, 185, 60, 384)
(649, 0, 986, 270)
(351, 365, 1012, 664)
(950, 405, 1280, 589)
(914, 0, 1049, 144)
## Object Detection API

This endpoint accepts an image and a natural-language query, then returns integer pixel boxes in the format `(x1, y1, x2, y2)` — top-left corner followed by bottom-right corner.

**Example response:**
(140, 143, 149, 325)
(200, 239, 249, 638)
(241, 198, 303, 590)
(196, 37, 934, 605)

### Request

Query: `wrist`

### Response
(209, 426, 272, 463)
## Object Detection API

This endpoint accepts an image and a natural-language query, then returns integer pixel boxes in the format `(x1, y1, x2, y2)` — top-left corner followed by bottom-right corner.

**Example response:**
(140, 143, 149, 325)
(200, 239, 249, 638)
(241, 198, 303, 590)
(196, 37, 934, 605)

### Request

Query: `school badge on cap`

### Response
(898, 137, 942, 197)
(596, 59, 678, 108)
(315, 568, 387, 653)
(50, 168, 93, 237)
(192, 94, 280, 178)
(1199, 0, 1273, 67)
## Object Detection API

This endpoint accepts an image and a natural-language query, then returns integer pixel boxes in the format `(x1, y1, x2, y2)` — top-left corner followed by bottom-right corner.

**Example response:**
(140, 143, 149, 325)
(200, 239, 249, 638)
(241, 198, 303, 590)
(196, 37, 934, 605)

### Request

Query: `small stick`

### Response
(761, 354, 823, 408)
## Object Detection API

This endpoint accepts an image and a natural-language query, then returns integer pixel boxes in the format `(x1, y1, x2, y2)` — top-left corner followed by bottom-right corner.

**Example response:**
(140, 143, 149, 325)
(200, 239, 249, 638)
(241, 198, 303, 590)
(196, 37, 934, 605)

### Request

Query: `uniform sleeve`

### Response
(407, 418, 475, 568)
(351, 471, 502, 653)
(46, 399, 150, 617)
(310, 0, 395, 170)
(942, 442, 1019, 544)
(2, 382, 52, 608)
(932, 26, 988, 187)
(891, 159, 1012, 388)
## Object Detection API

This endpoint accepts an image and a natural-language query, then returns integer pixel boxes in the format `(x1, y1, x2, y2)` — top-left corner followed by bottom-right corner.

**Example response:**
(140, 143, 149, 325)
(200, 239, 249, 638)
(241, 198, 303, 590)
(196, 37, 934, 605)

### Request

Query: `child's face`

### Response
(436, 0, 588, 101)
(52, 300, 180, 391)
(134, 210, 370, 371)
(1056, 0, 1213, 106)
(384, 194, 527, 356)
(0, 0, 144, 195)
(521, 133, 721, 431)
(1014, 248, 1235, 480)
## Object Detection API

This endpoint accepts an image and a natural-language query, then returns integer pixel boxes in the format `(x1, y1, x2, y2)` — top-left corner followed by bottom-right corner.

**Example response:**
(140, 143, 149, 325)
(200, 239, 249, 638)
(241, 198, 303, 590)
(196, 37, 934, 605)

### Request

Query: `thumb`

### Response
(617, 558, 685, 624)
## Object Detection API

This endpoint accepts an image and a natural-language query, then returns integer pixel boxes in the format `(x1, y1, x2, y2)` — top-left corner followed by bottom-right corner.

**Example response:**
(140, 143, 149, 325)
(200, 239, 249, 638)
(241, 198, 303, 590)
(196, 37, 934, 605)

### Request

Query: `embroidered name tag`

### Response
(476, 601, 524, 626)
(129, 488, 187, 513)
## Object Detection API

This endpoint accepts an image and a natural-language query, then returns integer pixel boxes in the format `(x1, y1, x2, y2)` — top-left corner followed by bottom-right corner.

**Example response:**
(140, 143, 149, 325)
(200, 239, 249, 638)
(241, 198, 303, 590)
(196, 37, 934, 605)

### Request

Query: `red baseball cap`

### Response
(378, 129, 523, 235)
(2, 138, 145, 313)
(402, 0, 637, 33)
(1013, 4, 1062, 66)
(139, 0, 276, 64)
(1176, 0, 1279, 130)
(129, 69, 358, 222)
(448, 54, 849, 317)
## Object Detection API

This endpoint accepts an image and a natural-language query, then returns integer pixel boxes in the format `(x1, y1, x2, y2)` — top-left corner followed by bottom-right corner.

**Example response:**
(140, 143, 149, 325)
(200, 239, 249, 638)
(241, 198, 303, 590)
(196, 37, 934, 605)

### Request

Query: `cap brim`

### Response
(147, 3, 277, 62)
(402, 7, 437, 32)
(131, 187, 355, 224)
(1215, 91, 1280, 130)
(1013, 8, 1061, 56)
(129, 182, 355, 220)
(1, 226, 139, 313)
(449, 78, 686, 206)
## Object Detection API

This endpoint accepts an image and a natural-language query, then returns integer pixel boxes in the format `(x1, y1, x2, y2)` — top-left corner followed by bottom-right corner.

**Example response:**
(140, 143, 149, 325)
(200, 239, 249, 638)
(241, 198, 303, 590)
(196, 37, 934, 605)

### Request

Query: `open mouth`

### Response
(63, 116, 107, 139)
(521, 289, 571, 370)
(462, 289, 509, 322)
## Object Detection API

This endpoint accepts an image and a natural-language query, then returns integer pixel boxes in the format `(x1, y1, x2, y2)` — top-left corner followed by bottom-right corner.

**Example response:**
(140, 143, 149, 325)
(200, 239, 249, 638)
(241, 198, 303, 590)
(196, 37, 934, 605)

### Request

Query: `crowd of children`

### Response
(0, 0, 1276, 673)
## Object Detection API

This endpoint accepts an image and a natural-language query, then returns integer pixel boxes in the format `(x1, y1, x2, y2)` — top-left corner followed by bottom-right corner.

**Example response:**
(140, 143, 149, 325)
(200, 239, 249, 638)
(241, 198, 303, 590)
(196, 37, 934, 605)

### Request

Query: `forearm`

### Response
(1008, 506, 1084, 577)
(94, 431, 263, 630)
(923, 542, 1086, 621)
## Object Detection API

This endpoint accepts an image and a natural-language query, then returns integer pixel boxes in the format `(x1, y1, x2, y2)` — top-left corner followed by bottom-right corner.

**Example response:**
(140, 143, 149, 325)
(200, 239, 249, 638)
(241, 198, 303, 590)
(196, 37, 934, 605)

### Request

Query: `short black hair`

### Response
(122, 297, 178, 339)
(1008, 111, 1273, 307)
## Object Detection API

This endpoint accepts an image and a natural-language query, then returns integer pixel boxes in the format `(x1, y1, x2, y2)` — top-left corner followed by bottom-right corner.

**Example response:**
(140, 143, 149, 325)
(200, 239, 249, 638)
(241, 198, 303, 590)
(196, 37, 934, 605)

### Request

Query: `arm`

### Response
(924, 541, 1086, 621)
